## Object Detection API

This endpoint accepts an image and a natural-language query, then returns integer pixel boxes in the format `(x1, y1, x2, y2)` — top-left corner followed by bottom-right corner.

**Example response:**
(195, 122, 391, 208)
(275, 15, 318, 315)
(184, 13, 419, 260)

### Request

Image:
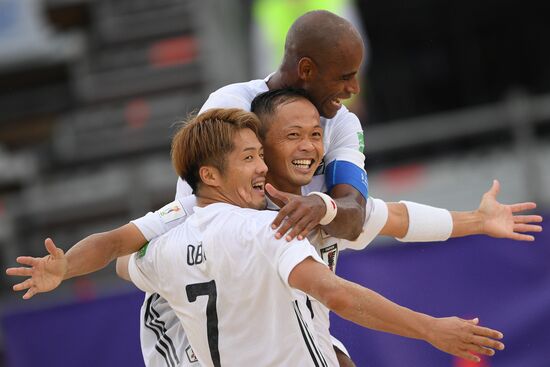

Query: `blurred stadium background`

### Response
(0, 0, 548, 366)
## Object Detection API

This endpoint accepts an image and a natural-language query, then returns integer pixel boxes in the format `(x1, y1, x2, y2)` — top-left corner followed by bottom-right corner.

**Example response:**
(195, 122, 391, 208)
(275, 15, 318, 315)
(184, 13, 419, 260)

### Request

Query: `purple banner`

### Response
(2, 291, 145, 367)
(2, 215, 548, 367)
(331, 215, 550, 367)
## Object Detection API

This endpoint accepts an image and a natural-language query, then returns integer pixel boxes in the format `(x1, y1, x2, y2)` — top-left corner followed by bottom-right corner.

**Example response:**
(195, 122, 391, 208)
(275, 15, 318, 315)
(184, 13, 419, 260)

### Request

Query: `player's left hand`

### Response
(477, 180, 543, 241)
(266, 183, 326, 241)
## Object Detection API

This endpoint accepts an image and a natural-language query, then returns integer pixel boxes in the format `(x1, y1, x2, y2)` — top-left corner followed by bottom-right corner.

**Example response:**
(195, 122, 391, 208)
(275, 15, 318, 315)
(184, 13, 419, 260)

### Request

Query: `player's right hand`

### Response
(426, 316, 504, 362)
(5, 238, 67, 299)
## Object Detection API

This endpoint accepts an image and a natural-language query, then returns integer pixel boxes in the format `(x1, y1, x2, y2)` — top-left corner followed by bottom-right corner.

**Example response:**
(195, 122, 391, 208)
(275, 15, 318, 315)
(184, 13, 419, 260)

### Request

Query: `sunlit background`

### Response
(0, 0, 548, 366)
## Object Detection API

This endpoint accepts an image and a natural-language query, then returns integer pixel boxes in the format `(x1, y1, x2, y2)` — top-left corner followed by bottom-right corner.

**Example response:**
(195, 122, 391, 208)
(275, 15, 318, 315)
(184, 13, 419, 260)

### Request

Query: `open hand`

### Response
(478, 180, 543, 241)
(427, 317, 504, 362)
(5, 238, 67, 299)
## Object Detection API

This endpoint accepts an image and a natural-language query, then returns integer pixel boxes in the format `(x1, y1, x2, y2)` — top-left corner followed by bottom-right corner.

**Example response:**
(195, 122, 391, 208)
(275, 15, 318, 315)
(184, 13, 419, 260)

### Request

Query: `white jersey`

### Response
(130, 76, 370, 366)
(131, 196, 388, 366)
(129, 203, 331, 367)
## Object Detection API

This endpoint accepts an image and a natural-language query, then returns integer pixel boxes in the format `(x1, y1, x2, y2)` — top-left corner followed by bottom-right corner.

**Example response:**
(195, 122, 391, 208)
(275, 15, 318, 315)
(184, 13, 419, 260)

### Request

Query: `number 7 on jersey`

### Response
(186, 280, 220, 367)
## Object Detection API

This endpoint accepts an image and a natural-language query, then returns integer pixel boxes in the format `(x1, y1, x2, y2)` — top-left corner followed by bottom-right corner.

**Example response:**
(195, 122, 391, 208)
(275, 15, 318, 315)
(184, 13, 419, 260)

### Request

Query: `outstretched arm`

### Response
(289, 258, 505, 363)
(380, 180, 542, 241)
(6, 223, 147, 298)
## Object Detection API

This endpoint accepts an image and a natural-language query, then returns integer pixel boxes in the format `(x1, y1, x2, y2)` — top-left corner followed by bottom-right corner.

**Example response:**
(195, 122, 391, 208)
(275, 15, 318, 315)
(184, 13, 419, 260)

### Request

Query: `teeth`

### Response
(252, 182, 264, 190)
(292, 159, 312, 166)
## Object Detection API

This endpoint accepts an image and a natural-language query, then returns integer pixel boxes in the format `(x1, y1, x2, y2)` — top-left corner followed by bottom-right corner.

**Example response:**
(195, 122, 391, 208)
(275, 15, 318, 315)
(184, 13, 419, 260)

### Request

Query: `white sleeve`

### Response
(243, 212, 326, 287)
(277, 239, 325, 287)
(198, 92, 252, 113)
(323, 109, 366, 169)
(128, 238, 166, 294)
(339, 197, 388, 251)
(131, 196, 197, 241)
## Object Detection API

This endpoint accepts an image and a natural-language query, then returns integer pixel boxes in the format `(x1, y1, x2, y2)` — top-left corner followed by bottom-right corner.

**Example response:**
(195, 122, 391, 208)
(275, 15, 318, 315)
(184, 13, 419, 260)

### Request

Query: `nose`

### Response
(298, 138, 315, 152)
(346, 77, 360, 95)
(256, 157, 268, 175)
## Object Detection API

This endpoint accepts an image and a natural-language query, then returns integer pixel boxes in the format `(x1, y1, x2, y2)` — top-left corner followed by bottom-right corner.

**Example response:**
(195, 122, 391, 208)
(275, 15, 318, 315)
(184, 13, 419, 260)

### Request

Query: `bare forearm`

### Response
(292, 260, 431, 342)
(323, 184, 366, 240)
(379, 202, 408, 238)
(450, 211, 483, 237)
(327, 278, 432, 340)
(64, 223, 147, 280)
(64, 233, 117, 279)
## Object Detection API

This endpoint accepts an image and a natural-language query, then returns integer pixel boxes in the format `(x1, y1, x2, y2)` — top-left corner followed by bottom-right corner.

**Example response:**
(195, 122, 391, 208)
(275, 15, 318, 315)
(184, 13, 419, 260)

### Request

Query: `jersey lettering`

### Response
(187, 243, 206, 266)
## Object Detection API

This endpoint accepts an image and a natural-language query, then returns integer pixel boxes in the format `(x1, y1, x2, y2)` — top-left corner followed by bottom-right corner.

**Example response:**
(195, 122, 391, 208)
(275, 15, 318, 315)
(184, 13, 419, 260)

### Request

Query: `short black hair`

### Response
(251, 88, 314, 139)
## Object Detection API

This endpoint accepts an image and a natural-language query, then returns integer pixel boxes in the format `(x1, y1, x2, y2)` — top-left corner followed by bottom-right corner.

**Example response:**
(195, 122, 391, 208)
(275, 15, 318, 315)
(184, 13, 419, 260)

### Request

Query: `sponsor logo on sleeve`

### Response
(156, 200, 187, 224)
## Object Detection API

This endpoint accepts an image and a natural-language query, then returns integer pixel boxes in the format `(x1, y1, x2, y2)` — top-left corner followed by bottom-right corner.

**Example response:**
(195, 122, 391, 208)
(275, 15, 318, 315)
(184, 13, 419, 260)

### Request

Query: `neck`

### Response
(195, 196, 220, 208)
(267, 67, 299, 90)
(195, 187, 229, 208)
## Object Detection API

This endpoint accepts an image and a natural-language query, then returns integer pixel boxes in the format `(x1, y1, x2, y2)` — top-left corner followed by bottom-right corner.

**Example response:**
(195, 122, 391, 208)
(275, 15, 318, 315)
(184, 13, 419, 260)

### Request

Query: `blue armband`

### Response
(325, 160, 369, 199)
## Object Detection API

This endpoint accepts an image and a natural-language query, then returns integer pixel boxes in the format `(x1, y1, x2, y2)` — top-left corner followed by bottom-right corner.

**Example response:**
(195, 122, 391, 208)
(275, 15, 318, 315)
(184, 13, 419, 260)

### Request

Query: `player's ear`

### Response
(199, 166, 221, 187)
(298, 57, 316, 81)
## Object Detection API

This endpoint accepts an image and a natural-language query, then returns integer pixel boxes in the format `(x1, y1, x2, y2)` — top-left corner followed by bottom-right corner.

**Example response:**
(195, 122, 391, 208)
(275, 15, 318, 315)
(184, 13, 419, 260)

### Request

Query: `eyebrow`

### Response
(342, 71, 357, 78)
(286, 125, 322, 129)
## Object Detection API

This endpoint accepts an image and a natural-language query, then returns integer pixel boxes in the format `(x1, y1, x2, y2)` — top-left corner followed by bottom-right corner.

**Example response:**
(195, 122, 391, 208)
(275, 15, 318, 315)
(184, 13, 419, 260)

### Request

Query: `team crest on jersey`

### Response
(185, 345, 198, 363)
(314, 158, 325, 176)
(320, 243, 339, 272)
(156, 200, 187, 224)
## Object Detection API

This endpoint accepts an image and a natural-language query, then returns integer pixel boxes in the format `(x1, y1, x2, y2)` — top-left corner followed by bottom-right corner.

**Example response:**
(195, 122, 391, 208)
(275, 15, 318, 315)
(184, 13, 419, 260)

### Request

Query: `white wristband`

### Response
(340, 198, 388, 251)
(397, 201, 453, 242)
(307, 191, 338, 225)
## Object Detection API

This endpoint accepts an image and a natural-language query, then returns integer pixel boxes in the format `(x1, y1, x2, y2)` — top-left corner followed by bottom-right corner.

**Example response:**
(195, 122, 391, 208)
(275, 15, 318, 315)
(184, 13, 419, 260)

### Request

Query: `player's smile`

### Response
(325, 93, 352, 115)
(290, 157, 317, 174)
(264, 98, 324, 194)
(252, 177, 266, 194)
